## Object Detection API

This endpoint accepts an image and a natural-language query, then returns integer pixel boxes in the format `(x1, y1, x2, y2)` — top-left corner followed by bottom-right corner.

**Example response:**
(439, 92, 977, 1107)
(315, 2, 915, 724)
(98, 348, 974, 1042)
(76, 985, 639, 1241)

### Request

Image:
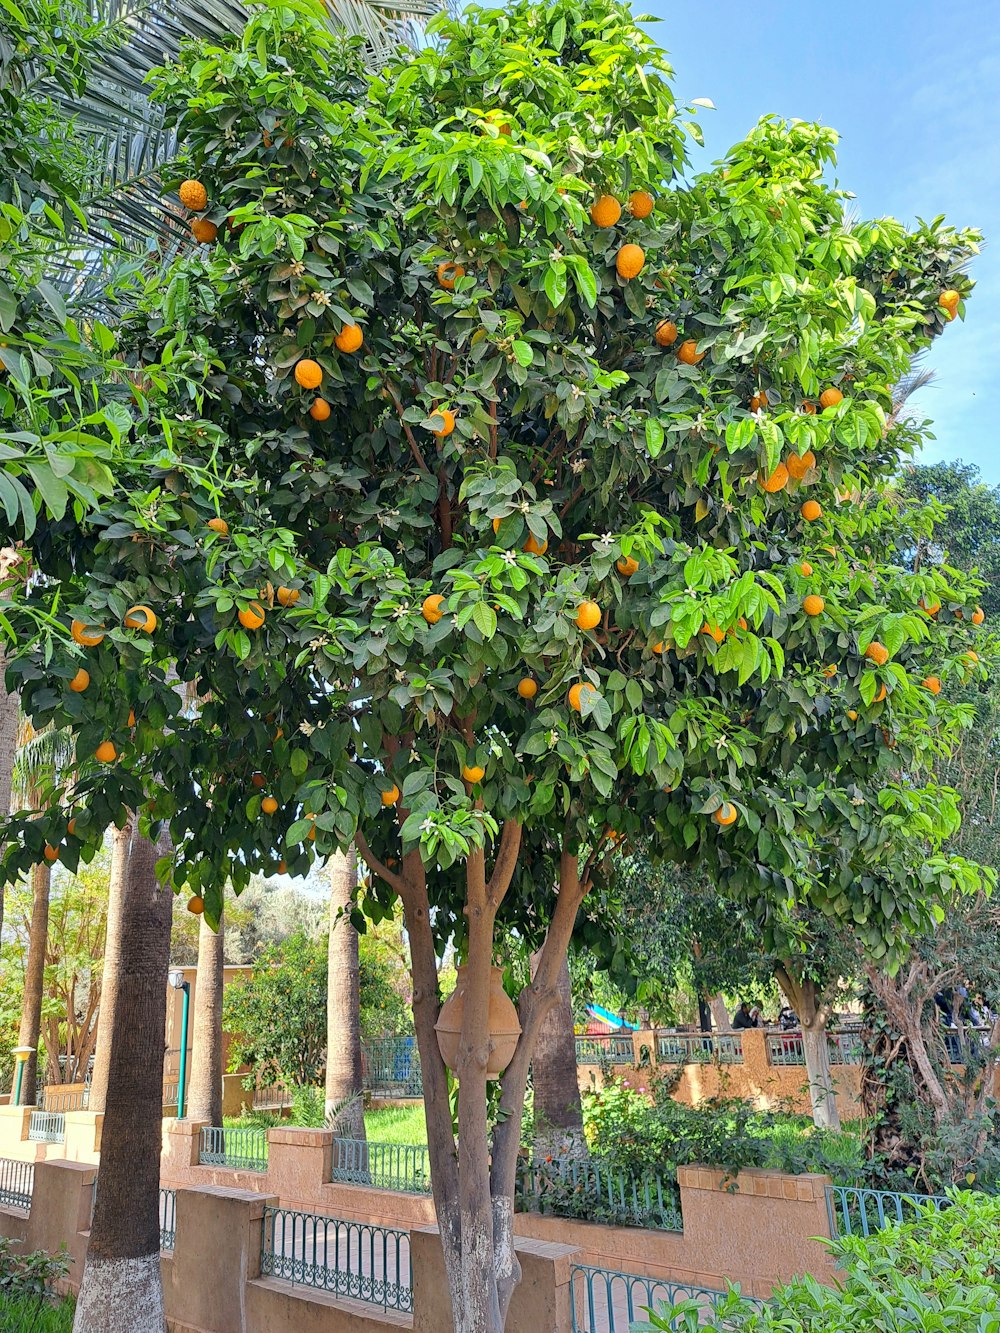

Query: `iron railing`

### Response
(570, 1264, 732, 1332)
(517, 1156, 682, 1232)
(260, 1206, 412, 1311)
(361, 1037, 422, 1098)
(574, 1034, 635, 1065)
(766, 1030, 863, 1067)
(160, 1187, 177, 1250)
(0, 1158, 33, 1209)
(198, 1126, 269, 1171)
(655, 1032, 744, 1065)
(825, 1184, 950, 1238)
(252, 1083, 294, 1112)
(332, 1138, 432, 1194)
(162, 1081, 180, 1108)
(28, 1111, 65, 1143)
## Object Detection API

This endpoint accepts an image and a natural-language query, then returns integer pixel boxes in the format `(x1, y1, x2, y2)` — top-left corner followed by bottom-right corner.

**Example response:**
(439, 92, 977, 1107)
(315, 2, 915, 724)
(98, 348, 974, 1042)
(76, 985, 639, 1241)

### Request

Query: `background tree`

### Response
(326, 849, 365, 1132)
(186, 910, 225, 1124)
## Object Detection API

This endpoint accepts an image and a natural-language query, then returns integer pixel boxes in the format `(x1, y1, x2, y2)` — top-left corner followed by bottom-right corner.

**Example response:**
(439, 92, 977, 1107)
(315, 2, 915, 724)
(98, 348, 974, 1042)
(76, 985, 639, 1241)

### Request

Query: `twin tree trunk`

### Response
(73, 824, 174, 1333)
(529, 951, 584, 1159)
(325, 849, 366, 1137)
(16, 861, 51, 1102)
(187, 911, 224, 1125)
(776, 965, 841, 1131)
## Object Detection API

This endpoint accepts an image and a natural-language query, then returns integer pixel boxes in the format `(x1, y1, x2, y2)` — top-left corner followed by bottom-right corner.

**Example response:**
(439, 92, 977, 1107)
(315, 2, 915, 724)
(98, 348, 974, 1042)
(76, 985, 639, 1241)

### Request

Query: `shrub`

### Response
(0, 1240, 72, 1333)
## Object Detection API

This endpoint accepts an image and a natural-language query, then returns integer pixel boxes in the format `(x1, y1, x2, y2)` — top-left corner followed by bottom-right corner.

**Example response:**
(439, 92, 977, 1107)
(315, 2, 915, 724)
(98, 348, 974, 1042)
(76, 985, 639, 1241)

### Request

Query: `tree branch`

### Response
(487, 819, 523, 910)
(354, 828, 409, 899)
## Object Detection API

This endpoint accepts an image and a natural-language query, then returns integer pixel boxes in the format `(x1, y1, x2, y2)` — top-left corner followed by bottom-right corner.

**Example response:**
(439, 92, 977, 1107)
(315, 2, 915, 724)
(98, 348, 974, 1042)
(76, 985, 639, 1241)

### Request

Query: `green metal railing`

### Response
(28, 1111, 65, 1143)
(199, 1126, 269, 1171)
(766, 1030, 864, 1067)
(332, 1138, 432, 1194)
(517, 1156, 682, 1232)
(825, 1184, 950, 1238)
(655, 1032, 744, 1065)
(160, 1188, 177, 1250)
(0, 1157, 33, 1209)
(260, 1206, 412, 1311)
(361, 1037, 422, 1098)
(570, 1264, 732, 1331)
(574, 1034, 635, 1065)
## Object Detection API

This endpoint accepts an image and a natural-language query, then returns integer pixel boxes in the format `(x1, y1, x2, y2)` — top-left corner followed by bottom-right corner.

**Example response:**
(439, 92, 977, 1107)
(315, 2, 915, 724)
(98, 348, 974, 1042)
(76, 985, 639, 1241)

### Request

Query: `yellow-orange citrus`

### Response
(819, 387, 843, 409)
(261, 796, 279, 814)
(207, 517, 229, 536)
(251, 773, 266, 789)
(187, 895, 205, 915)
(712, 802, 738, 827)
(575, 601, 602, 631)
(517, 677, 538, 699)
(590, 195, 622, 228)
(422, 594, 445, 624)
(972, 606, 986, 625)
(523, 532, 548, 556)
(334, 324, 363, 354)
(919, 596, 941, 617)
(616, 556, 639, 577)
(922, 676, 942, 694)
(760, 463, 789, 493)
(750, 390, 768, 412)
(294, 359, 323, 390)
(44, 844, 59, 863)
(71, 619, 105, 647)
(309, 398, 331, 421)
(655, 319, 678, 347)
(615, 244, 645, 279)
(191, 218, 217, 244)
(69, 668, 90, 692)
(801, 500, 823, 522)
(95, 741, 117, 763)
(568, 681, 598, 712)
(701, 622, 725, 644)
(436, 261, 465, 289)
(799, 562, 813, 577)
(803, 595, 825, 617)
(462, 764, 486, 784)
(276, 587, 300, 607)
(865, 641, 889, 666)
(432, 409, 455, 437)
(238, 601, 266, 631)
(381, 785, 400, 806)
(629, 190, 655, 218)
(847, 709, 859, 721)
(178, 180, 207, 210)
(676, 339, 704, 365)
(874, 683, 887, 703)
(124, 604, 157, 633)
(786, 450, 816, 480)
(822, 664, 837, 678)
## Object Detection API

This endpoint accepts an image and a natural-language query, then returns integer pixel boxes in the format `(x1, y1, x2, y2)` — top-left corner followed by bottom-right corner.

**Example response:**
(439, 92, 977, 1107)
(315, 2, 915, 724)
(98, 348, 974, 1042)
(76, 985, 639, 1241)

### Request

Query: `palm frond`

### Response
(12, 724, 75, 802)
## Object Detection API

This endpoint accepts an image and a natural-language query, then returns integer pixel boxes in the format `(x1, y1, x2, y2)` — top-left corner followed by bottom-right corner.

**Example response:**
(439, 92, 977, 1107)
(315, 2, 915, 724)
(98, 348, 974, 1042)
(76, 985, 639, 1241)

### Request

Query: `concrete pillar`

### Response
(266, 1126, 333, 1206)
(25, 1160, 97, 1291)
(63, 1111, 103, 1162)
(160, 1117, 208, 1176)
(0, 1104, 33, 1153)
(167, 1185, 277, 1333)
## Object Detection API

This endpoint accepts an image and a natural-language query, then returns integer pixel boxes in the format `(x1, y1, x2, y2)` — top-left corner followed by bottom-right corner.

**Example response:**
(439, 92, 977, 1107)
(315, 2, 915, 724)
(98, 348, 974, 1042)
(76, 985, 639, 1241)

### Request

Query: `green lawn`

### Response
(0, 1293, 74, 1332)
(364, 1103, 427, 1145)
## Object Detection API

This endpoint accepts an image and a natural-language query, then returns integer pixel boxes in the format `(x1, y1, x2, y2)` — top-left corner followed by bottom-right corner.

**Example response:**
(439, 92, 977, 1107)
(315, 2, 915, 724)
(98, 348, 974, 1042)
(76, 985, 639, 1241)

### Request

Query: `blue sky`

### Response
(646, 0, 1000, 485)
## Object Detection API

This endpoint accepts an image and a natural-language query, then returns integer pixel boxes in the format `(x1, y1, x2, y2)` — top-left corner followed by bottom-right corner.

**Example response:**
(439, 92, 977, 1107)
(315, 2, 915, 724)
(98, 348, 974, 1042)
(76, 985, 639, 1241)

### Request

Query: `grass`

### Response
(0, 1293, 74, 1332)
(364, 1103, 427, 1145)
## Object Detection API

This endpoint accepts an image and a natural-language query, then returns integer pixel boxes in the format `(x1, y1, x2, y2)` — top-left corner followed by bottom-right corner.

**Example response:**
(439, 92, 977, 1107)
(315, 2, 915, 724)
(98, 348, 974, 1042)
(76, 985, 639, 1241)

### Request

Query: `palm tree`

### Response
(325, 849, 366, 1137)
(0, 547, 25, 942)
(187, 909, 225, 1125)
(87, 818, 133, 1113)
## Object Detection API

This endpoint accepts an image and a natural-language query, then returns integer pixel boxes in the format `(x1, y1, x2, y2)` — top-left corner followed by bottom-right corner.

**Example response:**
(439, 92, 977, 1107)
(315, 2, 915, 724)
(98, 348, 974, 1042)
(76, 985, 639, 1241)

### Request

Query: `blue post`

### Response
(176, 982, 190, 1119)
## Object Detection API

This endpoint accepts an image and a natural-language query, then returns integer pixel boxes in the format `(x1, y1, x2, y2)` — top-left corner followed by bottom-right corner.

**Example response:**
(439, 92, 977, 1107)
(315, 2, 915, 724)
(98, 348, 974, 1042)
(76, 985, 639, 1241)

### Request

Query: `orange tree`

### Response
(0, 0, 992, 1327)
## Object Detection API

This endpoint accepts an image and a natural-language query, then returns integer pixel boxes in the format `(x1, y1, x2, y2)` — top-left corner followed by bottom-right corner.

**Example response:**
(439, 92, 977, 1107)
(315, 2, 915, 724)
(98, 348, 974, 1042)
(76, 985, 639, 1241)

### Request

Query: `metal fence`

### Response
(574, 1034, 635, 1065)
(28, 1111, 66, 1143)
(766, 1030, 863, 1067)
(570, 1264, 732, 1332)
(252, 1083, 295, 1112)
(361, 1037, 423, 1098)
(655, 1032, 744, 1065)
(332, 1138, 432, 1194)
(198, 1125, 269, 1171)
(0, 1158, 33, 1210)
(826, 1184, 951, 1238)
(260, 1206, 412, 1311)
(160, 1187, 177, 1250)
(517, 1156, 682, 1232)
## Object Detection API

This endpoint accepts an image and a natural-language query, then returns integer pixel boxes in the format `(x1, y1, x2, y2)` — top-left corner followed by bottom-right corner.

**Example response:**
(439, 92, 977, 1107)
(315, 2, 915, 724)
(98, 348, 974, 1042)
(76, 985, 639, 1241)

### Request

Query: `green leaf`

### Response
(645, 418, 665, 458)
(512, 341, 534, 367)
(472, 601, 498, 638)
(25, 462, 68, 520)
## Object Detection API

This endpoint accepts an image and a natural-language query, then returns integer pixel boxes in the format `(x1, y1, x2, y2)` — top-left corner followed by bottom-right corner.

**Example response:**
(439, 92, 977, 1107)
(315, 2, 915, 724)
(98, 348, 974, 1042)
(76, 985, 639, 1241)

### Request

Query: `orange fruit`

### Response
(655, 320, 678, 347)
(71, 619, 105, 647)
(819, 387, 843, 410)
(436, 261, 465, 289)
(874, 683, 887, 703)
(517, 677, 538, 699)
(803, 595, 825, 617)
(590, 195, 622, 228)
(294, 359, 323, 390)
(69, 668, 90, 693)
(616, 556, 639, 577)
(865, 642, 889, 667)
(277, 860, 288, 874)
(422, 594, 445, 624)
(938, 288, 960, 319)
(922, 676, 942, 694)
(238, 601, 266, 630)
(575, 601, 602, 631)
(191, 218, 217, 244)
(462, 764, 486, 783)
(847, 709, 859, 721)
(650, 641, 665, 654)
(432, 409, 455, 438)
(799, 562, 813, 577)
(615, 244, 645, 279)
(965, 650, 980, 665)
(67, 818, 77, 837)
(43, 845, 59, 864)
(972, 607, 985, 625)
(801, 500, 822, 522)
(676, 339, 704, 365)
(334, 325, 363, 354)
(712, 802, 738, 827)
(750, 390, 768, 412)
(309, 398, 331, 421)
(124, 604, 157, 633)
(207, 517, 229, 536)
(95, 741, 117, 763)
(127, 709, 136, 727)
(629, 190, 655, 218)
(760, 463, 789, 493)
(178, 180, 208, 211)
(701, 622, 725, 644)
(568, 681, 597, 712)
(786, 450, 816, 480)
(276, 587, 300, 607)
(381, 785, 400, 806)
(801, 401, 817, 414)
(523, 532, 548, 556)
(187, 896, 205, 915)
(919, 596, 941, 617)
(822, 664, 837, 678)
(251, 773, 266, 789)
(261, 796, 278, 814)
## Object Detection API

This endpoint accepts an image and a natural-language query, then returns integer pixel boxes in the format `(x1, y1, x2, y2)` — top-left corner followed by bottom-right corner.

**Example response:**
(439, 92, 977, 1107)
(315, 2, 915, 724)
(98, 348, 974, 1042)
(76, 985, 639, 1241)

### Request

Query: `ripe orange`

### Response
(799, 562, 813, 577)
(523, 532, 548, 556)
(277, 860, 288, 874)
(178, 180, 208, 211)
(575, 601, 602, 631)
(432, 409, 455, 438)
(294, 359, 323, 390)
(965, 650, 980, 665)
(124, 604, 157, 634)
(865, 642, 889, 666)
(712, 802, 738, 827)
(760, 463, 789, 493)
(803, 595, 825, 617)
(568, 681, 597, 712)
(95, 741, 117, 763)
(786, 450, 816, 480)
(335, 324, 363, 354)
(629, 190, 655, 218)
(252, 773, 266, 789)
(801, 500, 823, 522)
(276, 587, 300, 607)
(650, 641, 665, 654)
(127, 709, 136, 727)
(67, 818, 77, 837)
(847, 709, 859, 721)
(381, 785, 400, 806)
(436, 261, 465, 289)
(191, 219, 217, 244)
(43, 845, 59, 864)
(590, 195, 622, 228)
(238, 601, 266, 630)
(462, 763, 486, 783)
(819, 387, 843, 410)
(69, 668, 90, 693)
(615, 244, 645, 280)
(938, 288, 960, 319)
(655, 319, 678, 347)
(517, 677, 538, 699)
(207, 517, 229, 536)
(309, 398, 331, 421)
(922, 676, 942, 694)
(919, 596, 941, 617)
(701, 622, 725, 644)
(71, 619, 105, 647)
(801, 401, 817, 414)
(676, 339, 704, 365)
(261, 796, 278, 814)
(422, 594, 445, 624)
(874, 683, 887, 703)
(972, 606, 985, 625)
(616, 556, 639, 577)
(822, 664, 837, 678)
(750, 390, 769, 413)
(187, 896, 205, 915)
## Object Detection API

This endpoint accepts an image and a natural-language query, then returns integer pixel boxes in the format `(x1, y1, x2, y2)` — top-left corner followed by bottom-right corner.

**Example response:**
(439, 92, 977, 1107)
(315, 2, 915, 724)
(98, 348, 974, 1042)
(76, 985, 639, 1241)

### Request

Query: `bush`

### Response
(0, 1240, 72, 1333)
(636, 1193, 1000, 1331)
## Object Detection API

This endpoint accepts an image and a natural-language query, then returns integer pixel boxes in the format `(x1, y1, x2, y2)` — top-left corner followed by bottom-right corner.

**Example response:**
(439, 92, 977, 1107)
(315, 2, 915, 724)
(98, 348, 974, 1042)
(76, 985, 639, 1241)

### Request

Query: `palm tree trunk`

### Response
(325, 849, 365, 1137)
(186, 909, 224, 1125)
(0, 662, 15, 943)
(88, 819, 132, 1113)
(73, 825, 173, 1333)
(16, 861, 51, 1104)
(529, 951, 584, 1158)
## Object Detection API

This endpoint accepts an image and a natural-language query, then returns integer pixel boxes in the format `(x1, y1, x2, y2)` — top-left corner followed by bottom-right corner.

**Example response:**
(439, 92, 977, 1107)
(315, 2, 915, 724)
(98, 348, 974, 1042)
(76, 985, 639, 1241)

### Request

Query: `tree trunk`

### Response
(529, 950, 584, 1159)
(0, 546, 20, 942)
(776, 964, 840, 1131)
(186, 909, 224, 1125)
(708, 994, 731, 1032)
(89, 819, 132, 1114)
(325, 849, 365, 1137)
(73, 826, 173, 1333)
(16, 861, 51, 1104)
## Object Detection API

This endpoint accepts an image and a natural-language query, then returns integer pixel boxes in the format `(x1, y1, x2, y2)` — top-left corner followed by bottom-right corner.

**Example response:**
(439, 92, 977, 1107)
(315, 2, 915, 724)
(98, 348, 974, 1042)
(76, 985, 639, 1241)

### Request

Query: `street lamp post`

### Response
(11, 1047, 35, 1107)
(168, 970, 191, 1119)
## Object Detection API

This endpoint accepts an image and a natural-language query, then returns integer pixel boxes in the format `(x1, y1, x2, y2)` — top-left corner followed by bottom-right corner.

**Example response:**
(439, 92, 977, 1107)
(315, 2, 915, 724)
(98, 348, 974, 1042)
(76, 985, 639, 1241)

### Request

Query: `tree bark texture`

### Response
(88, 819, 132, 1114)
(529, 950, 584, 1158)
(325, 848, 366, 1136)
(186, 908, 225, 1125)
(0, 545, 20, 942)
(776, 964, 841, 1131)
(73, 825, 173, 1333)
(16, 860, 51, 1103)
